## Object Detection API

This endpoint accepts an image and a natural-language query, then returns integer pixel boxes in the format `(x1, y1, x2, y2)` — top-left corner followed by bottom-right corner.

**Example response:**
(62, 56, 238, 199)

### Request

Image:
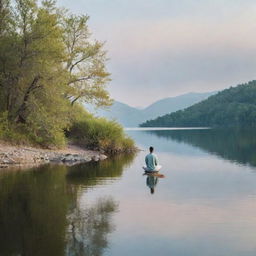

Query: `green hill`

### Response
(140, 80, 256, 127)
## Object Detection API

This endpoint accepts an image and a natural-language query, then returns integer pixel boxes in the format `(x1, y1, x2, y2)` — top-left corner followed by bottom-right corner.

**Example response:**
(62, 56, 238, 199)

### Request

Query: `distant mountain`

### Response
(85, 92, 216, 127)
(140, 80, 256, 127)
(142, 92, 216, 121)
(85, 101, 144, 127)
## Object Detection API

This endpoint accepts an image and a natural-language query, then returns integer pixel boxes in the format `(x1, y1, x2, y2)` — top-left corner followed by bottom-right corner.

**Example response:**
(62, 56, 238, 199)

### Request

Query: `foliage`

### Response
(140, 80, 256, 128)
(0, 0, 134, 150)
(68, 107, 135, 153)
(61, 13, 112, 107)
(0, 111, 29, 144)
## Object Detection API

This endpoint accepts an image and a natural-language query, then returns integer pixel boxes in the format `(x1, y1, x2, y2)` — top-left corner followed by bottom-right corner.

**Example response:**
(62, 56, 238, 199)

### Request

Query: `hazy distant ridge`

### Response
(142, 92, 216, 121)
(85, 92, 216, 127)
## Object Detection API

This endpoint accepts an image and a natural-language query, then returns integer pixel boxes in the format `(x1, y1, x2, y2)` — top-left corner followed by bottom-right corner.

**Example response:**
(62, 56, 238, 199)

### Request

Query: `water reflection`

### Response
(66, 197, 118, 256)
(146, 176, 158, 194)
(147, 128, 256, 167)
(0, 165, 69, 256)
(0, 153, 135, 256)
(65, 154, 135, 256)
(3, 129, 256, 256)
(66, 153, 136, 187)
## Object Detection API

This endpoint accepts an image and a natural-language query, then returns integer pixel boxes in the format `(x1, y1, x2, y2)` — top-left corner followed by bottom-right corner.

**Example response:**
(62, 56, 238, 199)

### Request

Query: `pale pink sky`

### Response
(58, 0, 256, 107)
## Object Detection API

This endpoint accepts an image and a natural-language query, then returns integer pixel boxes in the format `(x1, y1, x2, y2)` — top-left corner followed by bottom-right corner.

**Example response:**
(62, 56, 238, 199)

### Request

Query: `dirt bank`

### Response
(0, 143, 107, 169)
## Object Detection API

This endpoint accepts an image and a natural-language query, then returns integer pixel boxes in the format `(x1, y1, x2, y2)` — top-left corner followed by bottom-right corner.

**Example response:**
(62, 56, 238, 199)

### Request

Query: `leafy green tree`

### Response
(0, 0, 135, 150)
(62, 13, 112, 107)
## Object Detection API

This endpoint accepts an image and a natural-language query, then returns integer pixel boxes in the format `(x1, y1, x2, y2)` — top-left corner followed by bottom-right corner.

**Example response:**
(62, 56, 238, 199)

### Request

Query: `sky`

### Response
(57, 0, 256, 107)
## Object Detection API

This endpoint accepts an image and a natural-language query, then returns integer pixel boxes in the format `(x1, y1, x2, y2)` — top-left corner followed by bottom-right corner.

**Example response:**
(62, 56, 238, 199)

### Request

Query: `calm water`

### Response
(1, 128, 256, 255)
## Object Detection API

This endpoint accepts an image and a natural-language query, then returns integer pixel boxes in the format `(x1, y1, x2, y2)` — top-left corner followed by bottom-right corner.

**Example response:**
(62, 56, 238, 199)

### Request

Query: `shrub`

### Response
(0, 105, 136, 152)
(68, 112, 136, 154)
(0, 112, 30, 145)
(0, 111, 66, 148)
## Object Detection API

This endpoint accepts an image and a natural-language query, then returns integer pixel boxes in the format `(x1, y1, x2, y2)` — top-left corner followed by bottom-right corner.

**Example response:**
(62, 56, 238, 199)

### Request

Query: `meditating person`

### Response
(143, 146, 162, 172)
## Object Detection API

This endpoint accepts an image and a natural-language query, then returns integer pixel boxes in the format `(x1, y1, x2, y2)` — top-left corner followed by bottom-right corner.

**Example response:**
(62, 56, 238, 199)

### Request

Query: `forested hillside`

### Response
(140, 81, 256, 127)
(0, 0, 134, 152)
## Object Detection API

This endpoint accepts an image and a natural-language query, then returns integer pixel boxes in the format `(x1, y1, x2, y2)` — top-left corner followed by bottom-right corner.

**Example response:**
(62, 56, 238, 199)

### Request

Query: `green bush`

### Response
(0, 111, 66, 148)
(68, 112, 136, 154)
(0, 112, 30, 145)
(0, 106, 136, 153)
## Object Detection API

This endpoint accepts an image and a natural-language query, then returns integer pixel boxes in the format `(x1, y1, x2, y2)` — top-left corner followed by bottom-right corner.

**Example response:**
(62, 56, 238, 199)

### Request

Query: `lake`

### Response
(1, 128, 256, 256)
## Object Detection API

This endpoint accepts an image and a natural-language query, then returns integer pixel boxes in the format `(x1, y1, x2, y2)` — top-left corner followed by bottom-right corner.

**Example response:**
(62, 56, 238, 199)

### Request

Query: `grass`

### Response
(68, 114, 136, 154)
(0, 107, 136, 154)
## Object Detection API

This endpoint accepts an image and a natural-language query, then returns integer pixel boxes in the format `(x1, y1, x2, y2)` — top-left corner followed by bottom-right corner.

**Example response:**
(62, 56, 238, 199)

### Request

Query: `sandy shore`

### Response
(0, 143, 107, 169)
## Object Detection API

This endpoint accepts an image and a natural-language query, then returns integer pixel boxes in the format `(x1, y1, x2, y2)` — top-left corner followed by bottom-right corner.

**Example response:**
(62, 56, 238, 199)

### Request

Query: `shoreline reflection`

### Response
(147, 128, 256, 168)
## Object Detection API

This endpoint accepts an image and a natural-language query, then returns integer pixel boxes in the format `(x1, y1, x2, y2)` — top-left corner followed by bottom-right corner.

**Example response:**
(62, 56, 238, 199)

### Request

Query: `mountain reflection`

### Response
(148, 129, 256, 167)
(0, 153, 135, 256)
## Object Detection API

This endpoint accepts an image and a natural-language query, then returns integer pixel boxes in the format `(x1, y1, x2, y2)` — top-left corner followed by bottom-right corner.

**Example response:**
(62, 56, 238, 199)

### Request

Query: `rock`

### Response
(99, 154, 107, 161)
(2, 159, 11, 164)
(62, 154, 75, 162)
(0, 164, 8, 168)
(49, 156, 63, 163)
(11, 156, 25, 164)
(2, 156, 16, 164)
(0, 144, 107, 168)
(61, 154, 92, 164)
(92, 155, 100, 162)
(84, 156, 92, 162)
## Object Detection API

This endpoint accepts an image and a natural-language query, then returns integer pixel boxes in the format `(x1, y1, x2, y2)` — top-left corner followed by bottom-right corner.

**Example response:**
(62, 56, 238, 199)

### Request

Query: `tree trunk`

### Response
(15, 76, 41, 123)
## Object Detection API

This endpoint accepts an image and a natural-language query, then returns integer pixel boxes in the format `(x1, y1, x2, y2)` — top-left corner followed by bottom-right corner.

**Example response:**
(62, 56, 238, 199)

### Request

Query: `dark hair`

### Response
(149, 146, 154, 153)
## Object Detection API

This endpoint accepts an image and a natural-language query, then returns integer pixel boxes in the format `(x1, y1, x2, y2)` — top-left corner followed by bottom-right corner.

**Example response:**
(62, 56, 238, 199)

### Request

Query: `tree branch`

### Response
(71, 96, 81, 106)
(69, 54, 91, 73)
(68, 75, 93, 85)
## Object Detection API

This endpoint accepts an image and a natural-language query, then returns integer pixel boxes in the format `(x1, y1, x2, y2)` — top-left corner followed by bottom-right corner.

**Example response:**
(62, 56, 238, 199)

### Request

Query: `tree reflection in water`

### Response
(0, 153, 135, 256)
(66, 197, 118, 256)
(0, 165, 69, 256)
(65, 154, 135, 255)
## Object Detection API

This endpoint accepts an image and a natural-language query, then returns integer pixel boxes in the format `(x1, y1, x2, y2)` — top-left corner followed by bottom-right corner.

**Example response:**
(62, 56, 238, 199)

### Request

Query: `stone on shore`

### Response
(0, 143, 108, 169)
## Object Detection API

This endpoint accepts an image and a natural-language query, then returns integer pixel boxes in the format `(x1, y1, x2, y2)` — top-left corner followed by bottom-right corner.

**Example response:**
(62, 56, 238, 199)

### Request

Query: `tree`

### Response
(0, 0, 125, 148)
(62, 13, 112, 107)
(0, 0, 71, 145)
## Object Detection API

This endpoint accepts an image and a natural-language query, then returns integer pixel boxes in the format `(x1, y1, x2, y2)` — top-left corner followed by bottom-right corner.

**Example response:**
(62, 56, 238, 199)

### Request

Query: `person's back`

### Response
(145, 153, 158, 171)
(144, 146, 161, 172)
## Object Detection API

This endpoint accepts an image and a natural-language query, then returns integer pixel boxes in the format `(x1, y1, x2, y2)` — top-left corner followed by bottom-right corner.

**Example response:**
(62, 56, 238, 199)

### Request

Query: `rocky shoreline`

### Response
(0, 143, 108, 169)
